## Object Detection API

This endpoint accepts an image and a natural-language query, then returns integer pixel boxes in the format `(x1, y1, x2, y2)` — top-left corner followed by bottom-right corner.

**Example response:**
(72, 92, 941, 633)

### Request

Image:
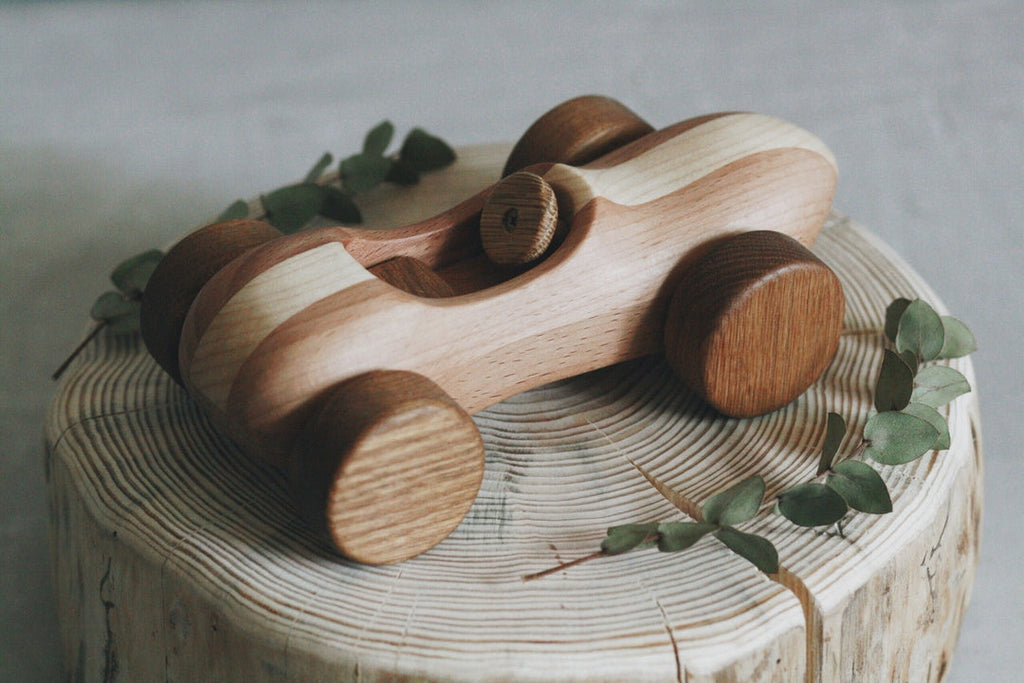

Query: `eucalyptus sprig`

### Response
(601, 476, 778, 573)
(54, 122, 457, 379)
(52, 249, 163, 380)
(217, 122, 456, 234)
(527, 297, 975, 580)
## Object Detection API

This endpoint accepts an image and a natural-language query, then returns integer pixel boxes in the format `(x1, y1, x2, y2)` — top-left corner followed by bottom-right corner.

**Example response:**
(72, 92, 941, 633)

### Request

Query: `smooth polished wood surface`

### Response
(290, 370, 485, 565)
(175, 110, 839, 470)
(664, 230, 846, 417)
(140, 218, 282, 382)
(479, 171, 561, 265)
(47, 144, 980, 681)
(501, 94, 655, 176)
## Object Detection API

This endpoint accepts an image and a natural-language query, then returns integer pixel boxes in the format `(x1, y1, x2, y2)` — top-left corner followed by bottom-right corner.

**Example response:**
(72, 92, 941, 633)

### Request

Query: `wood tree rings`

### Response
(46, 144, 980, 682)
(664, 230, 846, 417)
(502, 95, 655, 176)
(480, 171, 561, 265)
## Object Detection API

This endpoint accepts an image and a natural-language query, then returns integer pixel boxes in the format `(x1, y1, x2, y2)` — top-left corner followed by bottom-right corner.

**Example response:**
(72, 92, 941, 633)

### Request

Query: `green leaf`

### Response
(363, 120, 394, 157)
(902, 402, 950, 449)
(91, 291, 137, 322)
(874, 349, 915, 412)
(261, 183, 325, 234)
(912, 365, 971, 408)
(777, 482, 848, 526)
(896, 299, 944, 361)
(863, 411, 940, 465)
(399, 128, 456, 172)
(898, 348, 919, 372)
(713, 527, 779, 574)
(110, 249, 163, 295)
(304, 152, 334, 183)
(90, 292, 141, 333)
(319, 186, 363, 224)
(701, 476, 765, 526)
(105, 311, 142, 334)
(216, 199, 249, 222)
(339, 153, 392, 194)
(657, 522, 716, 552)
(817, 412, 846, 475)
(384, 158, 421, 185)
(884, 298, 912, 343)
(938, 316, 977, 359)
(601, 523, 659, 555)
(827, 460, 892, 513)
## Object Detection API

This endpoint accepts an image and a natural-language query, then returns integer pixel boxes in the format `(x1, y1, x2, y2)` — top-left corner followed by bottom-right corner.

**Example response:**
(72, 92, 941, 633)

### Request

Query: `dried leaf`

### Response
(864, 411, 939, 465)
(261, 183, 325, 234)
(601, 523, 658, 555)
(817, 412, 846, 475)
(884, 298, 912, 343)
(105, 311, 142, 334)
(399, 127, 456, 172)
(912, 365, 971, 408)
(899, 348, 919, 372)
(339, 153, 391, 194)
(896, 299, 944, 361)
(713, 527, 779, 574)
(91, 291, 137, 322)
(902, 402, 950, 449)
(217, 199, 249, 222)
(110, 249, 163, 295)
(319, 186, 362, 224)
(701, 476, 765, 526)
(304, 152, 334, 183)
(385, 158, 421, 185)
(827, 460, 892, 513)
(938, 316, 977, 359)
(657, 522, 716, 552)
(875, 349, 914, 412)
(90, 291, 141, 333)
(363, 120, 394, 157)
(777, 482, 848, 526)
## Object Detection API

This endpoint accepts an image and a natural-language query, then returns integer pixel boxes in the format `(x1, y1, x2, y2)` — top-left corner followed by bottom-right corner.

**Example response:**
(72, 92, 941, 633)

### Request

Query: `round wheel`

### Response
(502, 95, 654, 177)
(140, 218, 281, 383)
(663, 230, 846, 418)
(289, 370, 486, 565)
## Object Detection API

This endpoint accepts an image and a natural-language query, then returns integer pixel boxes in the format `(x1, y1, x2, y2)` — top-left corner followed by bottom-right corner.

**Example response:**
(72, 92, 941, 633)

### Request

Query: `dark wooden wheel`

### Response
(502, 95, 654, 176)
(663, 230, 846, 418)
(289, 370, 486, 565)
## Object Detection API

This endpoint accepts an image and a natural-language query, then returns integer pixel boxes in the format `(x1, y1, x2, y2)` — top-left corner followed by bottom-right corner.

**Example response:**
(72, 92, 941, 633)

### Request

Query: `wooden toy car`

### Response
(140, 96, 845, 565)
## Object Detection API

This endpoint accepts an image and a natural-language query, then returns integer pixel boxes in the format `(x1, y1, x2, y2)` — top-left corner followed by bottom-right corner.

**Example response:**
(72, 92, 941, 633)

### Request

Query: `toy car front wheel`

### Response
(289, 370, 486, 565)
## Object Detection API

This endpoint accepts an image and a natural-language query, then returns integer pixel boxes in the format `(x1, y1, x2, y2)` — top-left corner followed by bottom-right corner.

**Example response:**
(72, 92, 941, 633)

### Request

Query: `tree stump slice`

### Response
(45, 144, 981, 682)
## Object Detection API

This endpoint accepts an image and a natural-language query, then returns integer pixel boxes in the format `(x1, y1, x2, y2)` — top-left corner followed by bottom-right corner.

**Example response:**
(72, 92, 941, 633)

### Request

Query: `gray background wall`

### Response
(3, 2, 1021, 680)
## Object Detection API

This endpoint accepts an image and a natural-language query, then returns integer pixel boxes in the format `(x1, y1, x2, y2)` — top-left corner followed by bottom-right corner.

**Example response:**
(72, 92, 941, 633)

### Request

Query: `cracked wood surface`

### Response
(45, 144, 980, 682)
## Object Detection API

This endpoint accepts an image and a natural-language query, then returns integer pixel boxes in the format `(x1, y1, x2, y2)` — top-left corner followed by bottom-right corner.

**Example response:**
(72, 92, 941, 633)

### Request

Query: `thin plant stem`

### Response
(52, 320, 108, 381)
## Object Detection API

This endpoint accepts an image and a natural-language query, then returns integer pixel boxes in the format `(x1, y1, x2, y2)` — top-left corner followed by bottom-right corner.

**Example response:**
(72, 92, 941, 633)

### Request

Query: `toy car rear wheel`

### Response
(289, 370, 486, 565)
(663, 230, 846, 418)
(140, 218, 281, 383)
(502, 95, 654, 176)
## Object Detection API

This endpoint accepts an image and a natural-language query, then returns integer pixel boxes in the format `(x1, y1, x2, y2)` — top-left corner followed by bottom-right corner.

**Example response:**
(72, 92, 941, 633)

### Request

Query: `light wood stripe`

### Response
(545, 113, 836, 211)
(186, 242, 374, 411)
